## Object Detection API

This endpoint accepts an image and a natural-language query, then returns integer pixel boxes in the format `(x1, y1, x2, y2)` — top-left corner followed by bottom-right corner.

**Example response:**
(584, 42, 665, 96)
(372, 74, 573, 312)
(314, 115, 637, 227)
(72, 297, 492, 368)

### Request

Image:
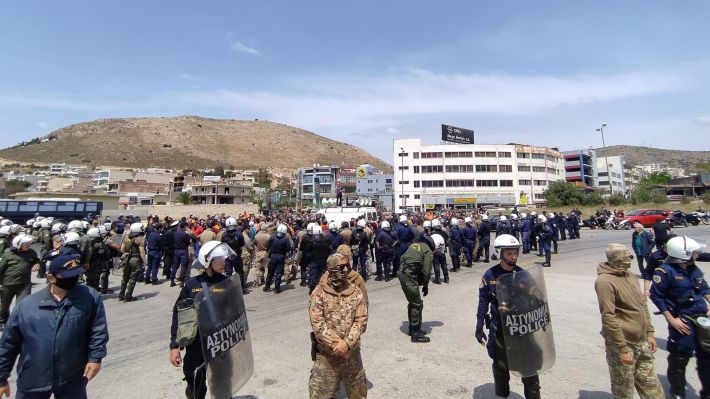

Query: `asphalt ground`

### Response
(7, 225, 710, 399)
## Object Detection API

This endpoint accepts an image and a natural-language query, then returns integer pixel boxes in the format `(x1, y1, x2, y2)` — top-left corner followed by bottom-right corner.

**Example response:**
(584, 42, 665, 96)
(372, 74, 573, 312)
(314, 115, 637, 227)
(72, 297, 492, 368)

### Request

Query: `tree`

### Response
(275, 176, 292, 193)
(639, 171, 672, 186)
(254, 168, 273, 189)
(543, 181, 584, 207)
(176, 192, 193, 204)
(630, 186, 652, 204)
(695, 162, 710, 174)
(1, 180, 31, 198)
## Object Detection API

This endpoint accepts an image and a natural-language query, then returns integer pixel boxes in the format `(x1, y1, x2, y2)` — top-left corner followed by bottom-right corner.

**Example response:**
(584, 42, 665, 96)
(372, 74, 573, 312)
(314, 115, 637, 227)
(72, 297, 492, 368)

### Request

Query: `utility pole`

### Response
(596, 123, 613, 196)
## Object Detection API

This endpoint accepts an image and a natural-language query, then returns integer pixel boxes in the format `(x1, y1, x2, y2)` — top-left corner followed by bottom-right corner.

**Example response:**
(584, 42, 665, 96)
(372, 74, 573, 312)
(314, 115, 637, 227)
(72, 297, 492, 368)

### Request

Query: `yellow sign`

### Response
(451, 198, 476, 204)
(356, 167, 366, 179)
(425, 204, 436, 210)
(520, 193, 528, 205)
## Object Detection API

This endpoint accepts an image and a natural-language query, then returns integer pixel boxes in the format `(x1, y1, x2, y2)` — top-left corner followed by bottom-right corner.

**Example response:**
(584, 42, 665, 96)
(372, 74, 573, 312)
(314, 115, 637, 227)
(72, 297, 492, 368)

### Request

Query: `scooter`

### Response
(616, 219, 632, 230)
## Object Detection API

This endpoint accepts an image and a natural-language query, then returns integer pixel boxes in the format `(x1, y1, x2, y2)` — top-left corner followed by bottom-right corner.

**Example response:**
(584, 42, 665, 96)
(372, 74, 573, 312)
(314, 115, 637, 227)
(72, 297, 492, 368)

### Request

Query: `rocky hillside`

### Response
(595, 145, 710, 172)
(0, 116, 392, 171)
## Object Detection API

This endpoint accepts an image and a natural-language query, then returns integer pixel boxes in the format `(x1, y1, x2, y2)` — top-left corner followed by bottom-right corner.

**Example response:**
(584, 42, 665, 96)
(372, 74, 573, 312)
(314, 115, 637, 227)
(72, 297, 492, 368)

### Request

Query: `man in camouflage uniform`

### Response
(309, 253, 368, 399)
(252, 224, 271, 287)
(318, 245, 368, 308)
(595, 243, 664, 399)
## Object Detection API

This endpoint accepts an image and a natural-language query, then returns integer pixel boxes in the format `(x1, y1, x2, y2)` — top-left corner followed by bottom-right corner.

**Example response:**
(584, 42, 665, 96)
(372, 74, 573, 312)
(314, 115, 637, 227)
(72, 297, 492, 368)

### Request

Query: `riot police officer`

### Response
(476, 234, 542, 399)
(448, 218, 463, 272)
(305, 225, 331, 294)
(119, 222, 147, 302)
(520, 213, 531, 254)
(430, 219, 450, 284)
(264, 224, 292, 294)
(475, 215, 492, 263)
(221, 217, 245, 285)
(537, 216, 554, 267)
(351, 219, 370, 281)
(650, 236, 710, 398)
(392, 215, 414, 277)
(375, 221, 396, 282)
(463, 217, 477, 268)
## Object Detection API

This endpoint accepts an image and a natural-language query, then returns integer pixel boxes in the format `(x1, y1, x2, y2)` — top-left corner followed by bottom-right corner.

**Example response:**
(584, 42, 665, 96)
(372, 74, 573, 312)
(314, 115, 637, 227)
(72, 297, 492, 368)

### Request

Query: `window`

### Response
(413, 152, 419, 159)
(519, 179, 531, 185)
(598, 172, 608, 177)
(399, 181, 409, 185)
(476, 180, 498, 187)
(499, 165, 513, 173)
(39, 202, 57, 212)
(75, 203, 84, 212)
(413, 166, 420, 173)
(398, 166, 409, 170)
(498, 152, 512, 158)
(475, 151, 497, 157)
(446, 179, 475, 187)
(518, 165, 530, 172)
(414, 181, 421, 188)
(385, 179, 392, 183)
(399, 152, 409, 157)
(420, 152, 443, 158)
(533, 166, 546, 173)
(19, 202, 38, 212)
(534, 180, 547, 186)
(421, 180, 444, 188)
(517, 152, 529, 159)
(547, 168, 558, 175)
(399, 194, 410, 198)
(546, 155, 558, 162)
(445, 165, 474, 173)
(57, 202, 75, 212)
(532, 153, 546, 160)
(444, 151, 473, 158)
(421, 165, 443, 173)
(476, 165, 497, 172)
(499, 180, 513, 187)
(414, 194, 421, 199)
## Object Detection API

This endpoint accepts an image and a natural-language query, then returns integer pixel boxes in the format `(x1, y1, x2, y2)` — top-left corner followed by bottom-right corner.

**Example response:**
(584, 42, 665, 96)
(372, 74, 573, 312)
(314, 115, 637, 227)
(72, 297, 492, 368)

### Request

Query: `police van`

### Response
(315, 206, 379, 227)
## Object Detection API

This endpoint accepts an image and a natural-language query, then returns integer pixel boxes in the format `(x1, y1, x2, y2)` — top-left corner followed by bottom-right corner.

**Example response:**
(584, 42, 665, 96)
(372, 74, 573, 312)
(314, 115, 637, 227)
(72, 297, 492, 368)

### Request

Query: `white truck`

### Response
(315, 206, 379, 226)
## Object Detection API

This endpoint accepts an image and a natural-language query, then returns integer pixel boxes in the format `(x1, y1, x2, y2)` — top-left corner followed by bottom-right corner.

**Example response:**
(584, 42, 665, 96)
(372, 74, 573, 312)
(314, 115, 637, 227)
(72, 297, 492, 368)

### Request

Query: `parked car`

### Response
(623, 209, 670, 227)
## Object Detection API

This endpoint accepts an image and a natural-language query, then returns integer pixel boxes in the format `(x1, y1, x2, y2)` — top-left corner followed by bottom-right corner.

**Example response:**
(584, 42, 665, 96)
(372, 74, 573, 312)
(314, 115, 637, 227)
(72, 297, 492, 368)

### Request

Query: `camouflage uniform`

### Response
(309, 254, 368, 399)
(595, 243, 664, 399)
(252, 229, 271, 287)
(241, 229, 255, 283)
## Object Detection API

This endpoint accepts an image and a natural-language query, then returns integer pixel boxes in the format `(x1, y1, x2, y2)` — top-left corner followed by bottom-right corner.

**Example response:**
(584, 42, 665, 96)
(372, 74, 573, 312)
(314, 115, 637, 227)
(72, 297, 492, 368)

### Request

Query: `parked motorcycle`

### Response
(674, 210, 700, 226)
(666, 211, 689, 228)
(693, 208, 710, 225)
(582, 217, 597, 229)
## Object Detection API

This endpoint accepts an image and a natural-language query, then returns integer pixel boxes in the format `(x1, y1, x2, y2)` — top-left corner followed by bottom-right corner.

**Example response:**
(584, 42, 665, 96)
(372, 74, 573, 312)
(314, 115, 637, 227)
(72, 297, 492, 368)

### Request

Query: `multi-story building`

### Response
(562, 150, 597, 188)
(637, 163, 687, 178)
(356, 164, 394, 211)
(91, 169, 174, 195)
(188, 182, 252, 205)
(295, 164, 340, 203)
(596, 155, 627, 196)
(393, 139, 565, 211)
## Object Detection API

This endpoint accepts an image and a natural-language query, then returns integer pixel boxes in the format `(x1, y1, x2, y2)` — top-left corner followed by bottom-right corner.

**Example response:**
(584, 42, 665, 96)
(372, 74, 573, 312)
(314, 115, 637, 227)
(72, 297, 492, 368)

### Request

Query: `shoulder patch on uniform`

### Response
(654, 268, 666, 274)
(652, 275, 662, 284)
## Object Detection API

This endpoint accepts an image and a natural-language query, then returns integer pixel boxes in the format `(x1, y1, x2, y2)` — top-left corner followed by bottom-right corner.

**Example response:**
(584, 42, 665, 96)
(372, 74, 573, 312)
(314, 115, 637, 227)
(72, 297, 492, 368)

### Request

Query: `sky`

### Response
(1, 1, 709, 163)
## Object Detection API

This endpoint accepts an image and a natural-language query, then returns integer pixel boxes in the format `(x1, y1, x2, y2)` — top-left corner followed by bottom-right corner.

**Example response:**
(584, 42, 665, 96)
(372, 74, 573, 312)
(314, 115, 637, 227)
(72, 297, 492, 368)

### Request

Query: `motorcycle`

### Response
(693, 209, 710, 225)
(617, 219, 632, 230)
(666, 212, 688, 228)
(604, 217, 631, 230)
(581, 217, 597, 229)
(674, 210, 700, 226)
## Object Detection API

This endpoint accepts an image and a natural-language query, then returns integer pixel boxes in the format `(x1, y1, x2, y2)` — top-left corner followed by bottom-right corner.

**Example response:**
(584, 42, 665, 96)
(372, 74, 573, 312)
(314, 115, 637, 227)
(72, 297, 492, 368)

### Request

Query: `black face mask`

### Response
(54, 276, 80, 290)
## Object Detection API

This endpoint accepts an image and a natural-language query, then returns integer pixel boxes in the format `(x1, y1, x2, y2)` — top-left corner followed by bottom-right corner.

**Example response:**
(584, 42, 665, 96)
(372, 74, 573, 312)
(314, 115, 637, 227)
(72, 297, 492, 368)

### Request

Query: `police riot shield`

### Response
(195, 275, 254, 398)
(495, 264, 555, 378)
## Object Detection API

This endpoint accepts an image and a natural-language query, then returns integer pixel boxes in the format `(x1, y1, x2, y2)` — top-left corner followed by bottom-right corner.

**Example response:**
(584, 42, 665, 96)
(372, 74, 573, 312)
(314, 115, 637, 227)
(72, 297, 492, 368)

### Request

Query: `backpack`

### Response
(175, 297, 198, 347)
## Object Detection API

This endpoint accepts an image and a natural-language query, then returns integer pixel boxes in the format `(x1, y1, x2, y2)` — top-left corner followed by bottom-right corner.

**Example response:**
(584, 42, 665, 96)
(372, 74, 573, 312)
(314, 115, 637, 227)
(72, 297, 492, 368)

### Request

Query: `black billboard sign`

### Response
(441, 124, 474, 144)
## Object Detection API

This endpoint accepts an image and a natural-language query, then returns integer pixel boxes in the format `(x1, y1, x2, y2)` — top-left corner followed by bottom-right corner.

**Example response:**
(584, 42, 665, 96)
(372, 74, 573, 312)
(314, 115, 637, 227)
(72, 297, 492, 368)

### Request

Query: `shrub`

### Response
(650, 190, 667, 204)
(702, 192, 710, 205)
(606, 194, 626, 206)
(680, 196, 691, 204)
(631, 187, 652, 205)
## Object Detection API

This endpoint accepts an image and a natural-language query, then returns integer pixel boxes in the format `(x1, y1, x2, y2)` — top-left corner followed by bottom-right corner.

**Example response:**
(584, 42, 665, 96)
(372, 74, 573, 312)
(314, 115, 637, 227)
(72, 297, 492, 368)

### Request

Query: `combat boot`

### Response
(444, 275, 449, 284)
(522, 375, 541, 399)
(263, 285, 271, 292)
(274, 285, 281, 294)
(170, 279, 176, 287)
(410, 330, 430, 343)
(124, 283, 137, 302)
(374, 276, 383, 281)
(408, 324, 428, 336)
(668, 354, 690, 399)
(493, 363, 510, 398)
(432, 278, 441, 285)
(545, 253, 552, 267)
(466, 262, 472, 267)
(118, 283, 127, 301)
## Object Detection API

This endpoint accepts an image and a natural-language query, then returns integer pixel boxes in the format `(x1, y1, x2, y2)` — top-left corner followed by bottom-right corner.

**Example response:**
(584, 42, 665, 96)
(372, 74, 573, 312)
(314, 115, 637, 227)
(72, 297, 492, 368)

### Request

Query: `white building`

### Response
(355, 164, 394, 211)
(393, 139, 565, 211)
(595, 155, 627, 196)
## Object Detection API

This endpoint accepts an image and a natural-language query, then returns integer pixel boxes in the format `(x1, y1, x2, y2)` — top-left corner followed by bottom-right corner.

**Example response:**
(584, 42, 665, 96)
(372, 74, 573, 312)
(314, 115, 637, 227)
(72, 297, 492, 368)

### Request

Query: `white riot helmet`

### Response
(399, 215, 407, 223)
(63, 232, 81, 245)
(277, 224, 288, 237)
(423, 220, 432, 229)
(520, 213, 527, 219)
(81, 221, 90, 231)
(306, 222, 316, 235)
(196, 241, 236, 269)
(26, 219, 35, 227)
(381, 220, 391, 231)
(225, 217, 238, 231)
(328, 221, 338, 231)
(51, 223, 67, 234)
(97, 225, 109, 237)
(87, 227, 101, 239)
(0, 220, 12, 226)
(464, 217, 472, 224)
(450, 218, 459, 227)
(9, 224, 24, 235)
(666, 236, 706, 262)
(500, 216, 508, 222)
(40, 219, 52, 229)
(249, 220, 255, 227)
(32, 221, 41, 229)
(0, 226, 11, 237)
(511, 214, 518, 220)
(481, 215, 489, 221)
(357, 219, 367, 229)
(67, 220, 83, 232)
(547, 213, 555, 219)
(432, 234, 446, 251)
(12, 234, 34, 249)
(494, 234, 521, 265)
(103, 222, 113, 231)
(312, 225, 323, 235)
(129, 222, 145, 236)
(538, 215, 548, 223)
(530, 211, 537, 217)
(431, 219, 442, 229)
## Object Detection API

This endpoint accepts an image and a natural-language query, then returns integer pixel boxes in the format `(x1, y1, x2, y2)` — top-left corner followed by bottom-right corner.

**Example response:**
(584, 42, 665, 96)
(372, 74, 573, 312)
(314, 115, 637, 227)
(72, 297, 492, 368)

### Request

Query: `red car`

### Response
(624, 209, 671, 227)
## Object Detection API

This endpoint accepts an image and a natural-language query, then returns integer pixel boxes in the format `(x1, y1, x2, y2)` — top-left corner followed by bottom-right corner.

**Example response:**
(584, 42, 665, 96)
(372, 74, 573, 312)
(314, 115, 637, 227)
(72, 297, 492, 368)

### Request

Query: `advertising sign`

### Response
(441, 124, 474, 144)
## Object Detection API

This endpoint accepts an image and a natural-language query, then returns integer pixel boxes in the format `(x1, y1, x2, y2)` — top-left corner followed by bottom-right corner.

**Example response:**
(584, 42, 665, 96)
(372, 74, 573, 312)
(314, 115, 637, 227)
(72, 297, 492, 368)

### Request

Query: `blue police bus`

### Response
(0, 199, 103, 224)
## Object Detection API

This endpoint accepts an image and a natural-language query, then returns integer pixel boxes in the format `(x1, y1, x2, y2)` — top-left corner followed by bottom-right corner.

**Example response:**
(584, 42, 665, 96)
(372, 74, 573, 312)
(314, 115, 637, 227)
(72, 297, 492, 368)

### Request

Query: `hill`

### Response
(594, 145, 710, 172)
(0, 116, 392, 172)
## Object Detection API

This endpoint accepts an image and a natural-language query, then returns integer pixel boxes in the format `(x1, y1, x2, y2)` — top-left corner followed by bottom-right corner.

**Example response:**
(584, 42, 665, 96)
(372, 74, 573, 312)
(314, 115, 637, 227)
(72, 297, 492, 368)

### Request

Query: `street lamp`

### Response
(596, 123, 613, 196)
(400, 147, 406, 212)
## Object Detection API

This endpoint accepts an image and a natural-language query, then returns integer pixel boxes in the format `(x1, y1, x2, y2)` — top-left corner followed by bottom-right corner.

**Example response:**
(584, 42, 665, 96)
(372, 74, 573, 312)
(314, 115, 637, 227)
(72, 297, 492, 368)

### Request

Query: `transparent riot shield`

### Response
(195, 275, 254, 398)
(495, 264, 555, 377)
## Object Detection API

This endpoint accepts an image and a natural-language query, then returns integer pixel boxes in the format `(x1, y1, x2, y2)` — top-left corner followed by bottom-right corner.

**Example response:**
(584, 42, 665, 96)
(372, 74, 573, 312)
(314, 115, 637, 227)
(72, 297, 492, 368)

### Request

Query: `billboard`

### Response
(441, 124, 474, 144)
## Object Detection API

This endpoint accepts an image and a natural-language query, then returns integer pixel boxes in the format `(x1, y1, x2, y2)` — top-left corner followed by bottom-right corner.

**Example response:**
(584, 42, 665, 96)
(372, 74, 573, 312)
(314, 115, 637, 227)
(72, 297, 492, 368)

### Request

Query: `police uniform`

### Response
(538, 223, 553, 267)
(351, 228, 370, 281)
(305, 235, 331, 294)
(476, 264, 541, 398)
(392, 222, 414, 277)
(448, 225, 463, 272)
(463, 223, 477, 267)
(475, 221, 491, 262)
(145, 229, 163, 284)
(221, 229, 245, 283)
(520, 218, 532, 254)
(87, 237, 108, 290)
(173, 228, 191, 285)
(264, 233, 291, 293)
(431, 229, 449, 284)
(650, 261, 710, 397)
(375, 228, 395, 281)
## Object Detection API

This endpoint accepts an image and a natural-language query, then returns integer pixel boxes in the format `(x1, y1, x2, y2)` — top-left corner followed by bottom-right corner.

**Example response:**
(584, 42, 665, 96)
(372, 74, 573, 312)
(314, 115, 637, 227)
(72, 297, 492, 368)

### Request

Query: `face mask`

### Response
(54, 276, 80, 290)
(328, 264, 349, 290)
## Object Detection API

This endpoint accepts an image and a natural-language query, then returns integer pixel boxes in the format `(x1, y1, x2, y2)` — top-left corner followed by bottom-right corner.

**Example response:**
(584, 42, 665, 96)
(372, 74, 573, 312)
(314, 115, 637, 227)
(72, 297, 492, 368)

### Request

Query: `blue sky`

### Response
(1, 1, 709, 163)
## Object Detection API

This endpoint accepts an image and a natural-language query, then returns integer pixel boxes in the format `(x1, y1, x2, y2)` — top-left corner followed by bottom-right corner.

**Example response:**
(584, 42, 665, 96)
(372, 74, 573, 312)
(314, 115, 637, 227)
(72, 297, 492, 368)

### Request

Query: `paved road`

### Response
(10, 225, 710, 398)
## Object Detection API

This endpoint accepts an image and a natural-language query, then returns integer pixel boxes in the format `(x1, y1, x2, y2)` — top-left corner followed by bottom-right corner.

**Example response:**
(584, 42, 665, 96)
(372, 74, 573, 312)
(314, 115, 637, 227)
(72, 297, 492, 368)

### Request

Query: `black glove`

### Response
(422, 285, 429, 297)
(475, 329, 486, 344)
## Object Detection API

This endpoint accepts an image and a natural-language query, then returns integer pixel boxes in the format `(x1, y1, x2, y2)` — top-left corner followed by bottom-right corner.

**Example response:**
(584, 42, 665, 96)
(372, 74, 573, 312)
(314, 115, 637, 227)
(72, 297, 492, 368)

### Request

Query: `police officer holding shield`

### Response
(650, 236, 710, 399)
(475, 234, 544, 399)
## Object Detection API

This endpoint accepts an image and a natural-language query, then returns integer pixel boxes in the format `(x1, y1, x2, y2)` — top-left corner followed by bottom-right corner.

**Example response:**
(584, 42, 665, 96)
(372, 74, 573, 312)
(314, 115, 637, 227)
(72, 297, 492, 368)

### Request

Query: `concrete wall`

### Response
(127, 203, 260, 219)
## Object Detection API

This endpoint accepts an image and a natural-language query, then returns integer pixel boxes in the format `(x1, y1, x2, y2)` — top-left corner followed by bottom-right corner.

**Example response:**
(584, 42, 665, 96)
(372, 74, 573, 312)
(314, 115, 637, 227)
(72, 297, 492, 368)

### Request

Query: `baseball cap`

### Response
(49, 254, 85, 279)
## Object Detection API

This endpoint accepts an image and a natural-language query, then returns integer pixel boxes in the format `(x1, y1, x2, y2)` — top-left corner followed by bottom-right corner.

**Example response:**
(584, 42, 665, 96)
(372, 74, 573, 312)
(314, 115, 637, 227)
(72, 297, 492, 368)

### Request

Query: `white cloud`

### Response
(692, 116, 710, 126)
(35, 121, 50, 129)
(179, 73, 206, 82)
(386, 127, 399, 134)
(229, 41, 259, 55)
